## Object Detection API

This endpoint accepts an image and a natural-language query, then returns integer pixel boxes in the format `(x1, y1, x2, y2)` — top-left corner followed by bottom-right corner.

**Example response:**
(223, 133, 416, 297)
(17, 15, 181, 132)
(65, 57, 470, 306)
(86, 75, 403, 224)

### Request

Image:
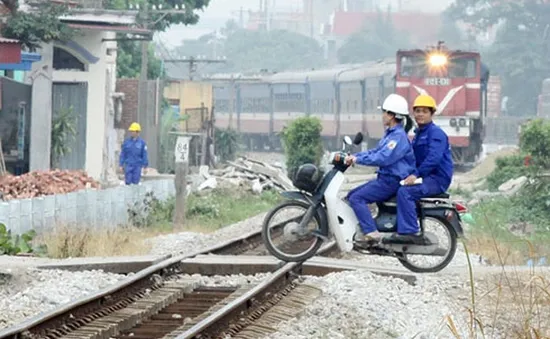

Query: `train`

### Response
(212, 42, 490, 166)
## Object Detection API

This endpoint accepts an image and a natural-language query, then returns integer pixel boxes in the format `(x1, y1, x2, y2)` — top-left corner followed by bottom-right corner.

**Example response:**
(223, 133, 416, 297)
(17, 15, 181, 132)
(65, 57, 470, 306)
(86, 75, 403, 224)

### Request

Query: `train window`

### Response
(312, 99, 331, 113)
(214, 99, 230, 112)
(449, 57, 477, 78)
(274, 93, 304, 112)
(400, 55, 426, 77)
(241, 98, 270, 112)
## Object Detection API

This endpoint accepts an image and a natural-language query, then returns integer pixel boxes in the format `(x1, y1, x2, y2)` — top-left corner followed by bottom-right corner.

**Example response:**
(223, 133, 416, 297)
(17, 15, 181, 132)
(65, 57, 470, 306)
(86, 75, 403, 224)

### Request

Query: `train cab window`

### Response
(449, 57, 477, 78)
(399, 55, 426, 77)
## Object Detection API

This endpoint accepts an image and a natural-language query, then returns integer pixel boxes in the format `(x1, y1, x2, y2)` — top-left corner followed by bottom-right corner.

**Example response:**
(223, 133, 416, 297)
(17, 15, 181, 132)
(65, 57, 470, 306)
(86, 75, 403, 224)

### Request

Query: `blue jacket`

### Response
(412, 122, 453, 190)
(353, 124, 416, 180)
(119, 137, 149, 168)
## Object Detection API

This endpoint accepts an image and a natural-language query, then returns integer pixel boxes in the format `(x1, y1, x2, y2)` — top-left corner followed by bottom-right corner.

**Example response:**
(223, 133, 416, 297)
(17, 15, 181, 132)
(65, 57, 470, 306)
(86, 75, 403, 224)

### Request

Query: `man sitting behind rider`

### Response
(391, 94, 453, 244)
(344, 94, 416, 242)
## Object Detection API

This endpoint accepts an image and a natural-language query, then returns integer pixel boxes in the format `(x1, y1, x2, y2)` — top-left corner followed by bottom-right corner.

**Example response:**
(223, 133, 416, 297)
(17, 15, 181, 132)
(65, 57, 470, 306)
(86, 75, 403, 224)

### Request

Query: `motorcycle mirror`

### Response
(353, 132, 363, 145)
(343, 136, 353, 146)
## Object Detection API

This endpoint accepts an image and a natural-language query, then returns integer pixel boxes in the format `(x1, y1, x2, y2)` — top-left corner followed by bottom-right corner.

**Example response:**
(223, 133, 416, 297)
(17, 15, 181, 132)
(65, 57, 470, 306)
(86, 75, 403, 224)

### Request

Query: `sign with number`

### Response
(174, 136, 191, 163)
(424, 77, 450, 86)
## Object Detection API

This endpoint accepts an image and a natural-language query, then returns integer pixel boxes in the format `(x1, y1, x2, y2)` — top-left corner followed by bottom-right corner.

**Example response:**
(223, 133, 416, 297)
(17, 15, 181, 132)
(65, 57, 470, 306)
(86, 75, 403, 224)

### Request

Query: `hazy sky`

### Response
(155, 0, 454, 48)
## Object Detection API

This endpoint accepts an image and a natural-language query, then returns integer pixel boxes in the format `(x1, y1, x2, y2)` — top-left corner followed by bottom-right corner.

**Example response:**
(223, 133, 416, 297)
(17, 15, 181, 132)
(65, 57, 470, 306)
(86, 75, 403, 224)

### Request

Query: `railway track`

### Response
(0, 217, 404, 339)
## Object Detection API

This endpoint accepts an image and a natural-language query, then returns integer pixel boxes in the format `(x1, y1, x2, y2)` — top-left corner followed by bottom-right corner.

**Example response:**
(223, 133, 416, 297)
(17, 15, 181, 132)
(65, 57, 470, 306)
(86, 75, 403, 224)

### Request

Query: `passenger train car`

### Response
(213, 45, 490, 165)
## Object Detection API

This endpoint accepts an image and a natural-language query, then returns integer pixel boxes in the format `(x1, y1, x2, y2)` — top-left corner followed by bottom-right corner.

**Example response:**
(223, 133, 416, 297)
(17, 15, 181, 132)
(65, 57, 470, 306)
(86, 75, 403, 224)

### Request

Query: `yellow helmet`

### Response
(128, 122, 141, 132)
(413, 94, 437, 110)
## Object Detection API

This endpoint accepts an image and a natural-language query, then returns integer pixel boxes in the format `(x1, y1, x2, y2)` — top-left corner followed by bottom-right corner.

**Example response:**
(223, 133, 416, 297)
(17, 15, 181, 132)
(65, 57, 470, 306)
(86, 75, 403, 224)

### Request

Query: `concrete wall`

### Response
(1, 179, 175, 235)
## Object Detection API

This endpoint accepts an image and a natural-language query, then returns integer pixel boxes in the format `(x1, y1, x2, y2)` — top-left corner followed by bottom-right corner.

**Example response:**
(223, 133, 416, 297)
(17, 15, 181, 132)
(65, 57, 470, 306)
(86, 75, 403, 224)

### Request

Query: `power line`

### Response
(163, 57, 228, 80)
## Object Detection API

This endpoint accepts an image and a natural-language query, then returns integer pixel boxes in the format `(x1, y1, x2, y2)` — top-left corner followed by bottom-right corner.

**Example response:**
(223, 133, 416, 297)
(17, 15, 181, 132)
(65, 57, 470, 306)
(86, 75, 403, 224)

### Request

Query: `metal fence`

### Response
(1, 179, 175, 235)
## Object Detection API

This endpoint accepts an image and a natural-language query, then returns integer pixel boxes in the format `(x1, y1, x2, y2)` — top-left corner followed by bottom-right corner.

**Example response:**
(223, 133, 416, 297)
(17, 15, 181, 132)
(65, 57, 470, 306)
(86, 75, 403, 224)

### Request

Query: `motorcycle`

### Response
(261, 132, 467, 273)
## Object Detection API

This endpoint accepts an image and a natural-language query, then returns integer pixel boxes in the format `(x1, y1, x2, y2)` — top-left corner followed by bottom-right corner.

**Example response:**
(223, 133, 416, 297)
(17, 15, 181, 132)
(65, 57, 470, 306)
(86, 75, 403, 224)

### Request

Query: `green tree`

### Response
(446, 0, 550, 114)
(1, 1, 74, 51)
(436, 11, 464, 48)
(104, 0, 211, 79)
(337, 7, 411, 63)
(116, 40, 162, 79)
(223, 29, 326, 72)
(280, 117, 323, 180)
(104, 0, 210, 32)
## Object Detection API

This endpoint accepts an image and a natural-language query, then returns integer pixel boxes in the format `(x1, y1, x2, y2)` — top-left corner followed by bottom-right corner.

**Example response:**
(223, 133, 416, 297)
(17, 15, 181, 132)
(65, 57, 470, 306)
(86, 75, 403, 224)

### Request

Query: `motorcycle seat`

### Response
(383, 192, 450, 203)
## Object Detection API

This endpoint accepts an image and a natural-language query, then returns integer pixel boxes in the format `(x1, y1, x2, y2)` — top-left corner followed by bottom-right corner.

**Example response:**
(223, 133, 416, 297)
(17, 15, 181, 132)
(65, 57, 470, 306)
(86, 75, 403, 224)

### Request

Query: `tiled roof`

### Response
(0, 37, 20, 44)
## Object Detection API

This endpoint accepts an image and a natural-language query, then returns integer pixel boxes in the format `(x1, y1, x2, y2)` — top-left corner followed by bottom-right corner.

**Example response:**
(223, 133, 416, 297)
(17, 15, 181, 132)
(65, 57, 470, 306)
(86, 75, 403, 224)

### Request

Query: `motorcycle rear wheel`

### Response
(397, 216, 458, 273)
(261, 199, 328, 262)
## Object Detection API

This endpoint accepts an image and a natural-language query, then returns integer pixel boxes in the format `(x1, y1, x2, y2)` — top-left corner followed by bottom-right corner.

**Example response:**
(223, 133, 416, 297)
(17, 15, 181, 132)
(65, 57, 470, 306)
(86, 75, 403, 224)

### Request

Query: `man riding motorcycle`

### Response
(390, 94, 454, 244)
(344, 94, 416, 242)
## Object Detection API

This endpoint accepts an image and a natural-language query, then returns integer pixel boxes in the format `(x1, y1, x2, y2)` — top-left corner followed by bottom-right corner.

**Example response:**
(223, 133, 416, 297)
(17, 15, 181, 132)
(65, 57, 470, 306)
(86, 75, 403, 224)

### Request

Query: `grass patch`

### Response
(447, 196, 550, 337)
(34, 187, 282, 259)
(465, 196, 550, 266)
(184, 187, 281, 231)
(36, 224, 153, 259)
(447, 240, 550, 338)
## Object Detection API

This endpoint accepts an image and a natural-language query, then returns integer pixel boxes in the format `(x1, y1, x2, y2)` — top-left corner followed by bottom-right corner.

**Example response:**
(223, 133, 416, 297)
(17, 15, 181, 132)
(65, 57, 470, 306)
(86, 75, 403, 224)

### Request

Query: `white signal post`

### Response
(174, 136, 191, 227)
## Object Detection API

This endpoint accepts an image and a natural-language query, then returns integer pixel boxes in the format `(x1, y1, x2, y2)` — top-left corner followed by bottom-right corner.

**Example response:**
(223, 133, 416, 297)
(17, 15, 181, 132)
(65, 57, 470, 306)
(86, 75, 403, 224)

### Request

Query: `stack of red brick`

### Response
(0, 170, 100, 201)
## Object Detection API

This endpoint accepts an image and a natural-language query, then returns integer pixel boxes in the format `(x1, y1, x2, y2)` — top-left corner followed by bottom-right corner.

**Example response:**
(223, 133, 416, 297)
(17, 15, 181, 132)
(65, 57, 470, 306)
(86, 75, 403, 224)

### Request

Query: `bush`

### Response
(215, 128, 240, 163)
(479, 119, 550, 227)
(519, 118, 550, 166)
(0, 224, 37, 255)
(280, 116, 324, 179)
(486, 154, 527, 191)
(127, 191, 174, 228)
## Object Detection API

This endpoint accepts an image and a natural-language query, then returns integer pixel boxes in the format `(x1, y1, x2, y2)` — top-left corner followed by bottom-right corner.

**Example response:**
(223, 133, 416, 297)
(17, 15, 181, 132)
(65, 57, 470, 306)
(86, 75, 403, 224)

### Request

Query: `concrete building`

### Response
(27, 9, 150, 182)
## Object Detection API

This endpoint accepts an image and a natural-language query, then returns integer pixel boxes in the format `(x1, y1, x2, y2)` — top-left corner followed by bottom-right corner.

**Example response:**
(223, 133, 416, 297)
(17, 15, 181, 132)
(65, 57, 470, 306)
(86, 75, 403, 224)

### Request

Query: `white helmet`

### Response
(379, 93, 409, 119)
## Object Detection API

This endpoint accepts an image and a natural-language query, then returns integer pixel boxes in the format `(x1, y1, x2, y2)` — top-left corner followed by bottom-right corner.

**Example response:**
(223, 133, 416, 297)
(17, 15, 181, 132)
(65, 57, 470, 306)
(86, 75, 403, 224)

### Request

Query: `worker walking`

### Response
(119, 122, 149, 185)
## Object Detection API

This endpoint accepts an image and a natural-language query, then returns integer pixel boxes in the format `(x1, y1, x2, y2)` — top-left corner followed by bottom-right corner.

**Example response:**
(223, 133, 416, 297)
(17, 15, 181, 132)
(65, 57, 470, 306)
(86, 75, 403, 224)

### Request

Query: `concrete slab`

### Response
(179, 254, 416, 284)
(36, 254, 171, 274)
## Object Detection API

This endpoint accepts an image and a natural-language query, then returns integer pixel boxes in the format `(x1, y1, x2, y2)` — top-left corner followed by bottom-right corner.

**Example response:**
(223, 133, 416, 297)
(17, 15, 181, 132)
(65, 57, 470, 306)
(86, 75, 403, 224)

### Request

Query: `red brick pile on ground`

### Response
(0, 170, 100, 201)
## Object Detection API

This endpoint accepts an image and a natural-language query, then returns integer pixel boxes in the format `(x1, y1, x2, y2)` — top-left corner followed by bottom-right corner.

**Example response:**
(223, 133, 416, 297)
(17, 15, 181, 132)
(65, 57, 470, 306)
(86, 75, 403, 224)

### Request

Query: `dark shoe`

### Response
(382, 233, 430, 245)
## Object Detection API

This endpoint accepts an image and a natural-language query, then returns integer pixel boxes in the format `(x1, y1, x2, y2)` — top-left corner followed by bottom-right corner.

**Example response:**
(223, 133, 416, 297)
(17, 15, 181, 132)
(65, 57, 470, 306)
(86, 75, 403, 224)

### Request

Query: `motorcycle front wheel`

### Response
(261, 199, 328, 262)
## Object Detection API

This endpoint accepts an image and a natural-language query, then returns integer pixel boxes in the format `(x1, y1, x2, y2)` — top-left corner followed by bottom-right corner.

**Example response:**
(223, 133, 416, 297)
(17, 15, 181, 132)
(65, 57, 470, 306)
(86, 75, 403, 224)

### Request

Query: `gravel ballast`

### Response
(147, 212, 267, 256)
(0, 268, 126, 330)
(263, 270, 495, 339)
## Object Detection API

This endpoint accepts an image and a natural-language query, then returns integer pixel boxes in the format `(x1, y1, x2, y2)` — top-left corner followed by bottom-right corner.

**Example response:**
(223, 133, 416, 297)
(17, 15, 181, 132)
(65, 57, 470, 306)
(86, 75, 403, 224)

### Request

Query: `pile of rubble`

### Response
(0, 170, 100, 201)
(189, 157, 295, 194)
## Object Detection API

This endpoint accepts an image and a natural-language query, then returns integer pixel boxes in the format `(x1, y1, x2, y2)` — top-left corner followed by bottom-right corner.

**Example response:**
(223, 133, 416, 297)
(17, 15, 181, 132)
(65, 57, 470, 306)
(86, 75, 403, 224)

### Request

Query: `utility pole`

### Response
(137, 2, 149, 131)
(133, 3, 196, 168)
(163, 57, 227, 80)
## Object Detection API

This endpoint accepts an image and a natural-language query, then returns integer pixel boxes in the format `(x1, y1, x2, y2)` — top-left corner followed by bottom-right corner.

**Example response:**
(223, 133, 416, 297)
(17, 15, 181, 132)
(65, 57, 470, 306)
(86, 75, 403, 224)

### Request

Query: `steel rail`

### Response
(0, 215, 325, 339)
(176, 262, 300, 339)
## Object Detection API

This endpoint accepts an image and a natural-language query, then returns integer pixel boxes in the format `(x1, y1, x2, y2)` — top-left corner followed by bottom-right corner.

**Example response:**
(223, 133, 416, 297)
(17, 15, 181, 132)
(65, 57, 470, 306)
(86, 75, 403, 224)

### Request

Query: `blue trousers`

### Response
(124, 165, 142, 185)
(347, 176, 401, 233)
(396, 176, 445, 234)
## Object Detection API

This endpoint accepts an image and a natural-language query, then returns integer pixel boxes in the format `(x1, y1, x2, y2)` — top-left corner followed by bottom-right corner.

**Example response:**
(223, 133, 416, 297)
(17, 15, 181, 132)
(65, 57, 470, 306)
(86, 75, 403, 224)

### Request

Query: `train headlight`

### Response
(459, 118, 467, 127)
(428, 53, 447, 67)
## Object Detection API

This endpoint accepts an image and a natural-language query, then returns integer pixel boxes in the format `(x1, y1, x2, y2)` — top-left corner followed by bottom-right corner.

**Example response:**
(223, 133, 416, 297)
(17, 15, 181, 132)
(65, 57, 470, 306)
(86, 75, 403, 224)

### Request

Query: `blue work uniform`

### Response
(347, 124, 416, 234)
(119, 137, 149, 185)
(396, 121, 454, 234)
